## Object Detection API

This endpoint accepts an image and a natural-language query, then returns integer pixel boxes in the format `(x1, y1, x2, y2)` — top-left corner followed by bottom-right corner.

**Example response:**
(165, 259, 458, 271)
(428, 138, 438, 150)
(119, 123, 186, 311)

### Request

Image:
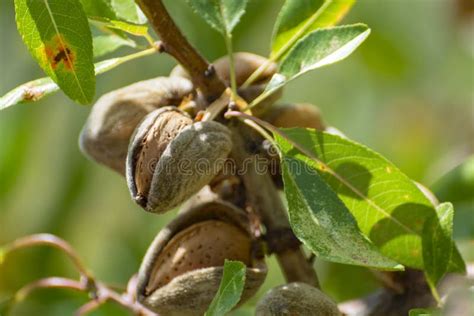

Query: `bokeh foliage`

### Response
(0, 0, 472, 315)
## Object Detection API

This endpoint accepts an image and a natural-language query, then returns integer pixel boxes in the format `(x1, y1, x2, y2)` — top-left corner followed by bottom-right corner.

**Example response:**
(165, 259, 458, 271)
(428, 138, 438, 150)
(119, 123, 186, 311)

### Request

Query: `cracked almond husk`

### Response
(79, 77, 194, 174)
(126, 107, 233, 213)
(136, 199, 267, 316)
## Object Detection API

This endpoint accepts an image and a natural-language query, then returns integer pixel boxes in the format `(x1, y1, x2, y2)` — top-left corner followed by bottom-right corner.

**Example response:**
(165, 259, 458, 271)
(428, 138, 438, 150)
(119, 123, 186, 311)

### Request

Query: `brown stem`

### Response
(2, 234, 155, 315)
(12, 276, 155, 316)
(136, 0, 226, 101)
(228, 122, 320, 287)
(339, 269, 436, 316)
(76, 297, 108, 316)
(136, 0, 318, 291)
(2, 234, 93, 281)
(14, 277, 87, 302)
(104, 289, 155, 316)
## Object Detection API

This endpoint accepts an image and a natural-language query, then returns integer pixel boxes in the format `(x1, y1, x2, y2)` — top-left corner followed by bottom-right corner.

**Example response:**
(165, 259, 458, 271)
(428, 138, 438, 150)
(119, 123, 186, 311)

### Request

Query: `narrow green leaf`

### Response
(205, 260, 246, 316)
(252, 24, 369, 107)
(89, 16, 149, 36)
(93, 35, 136, 58)
(431, 158, 472, 274)
(409, 308, 441, 316)
(271, 0, 356, 59)
(448, 244, 466, 274)
(109, 0, 147, 24)
(184, 0, 249, 35)
(15, 0, 96, 104)
(80, 0, 146, 24)
(423, 203, 460, 292)
(433, 156, 474, 205)
(277, 128, 462, 270)
(278, 24, 369, 82)
(80, 0, 116, 20)
(433, 156, 474, 252)
(0, 78, 58, 110)
(0, 48, 156, 110)
(277, 142, 402, 270)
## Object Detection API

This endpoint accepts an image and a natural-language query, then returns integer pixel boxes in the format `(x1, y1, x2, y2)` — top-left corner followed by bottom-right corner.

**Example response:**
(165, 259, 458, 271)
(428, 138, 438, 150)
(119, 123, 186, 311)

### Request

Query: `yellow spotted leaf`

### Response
(15, 0, 95, 104)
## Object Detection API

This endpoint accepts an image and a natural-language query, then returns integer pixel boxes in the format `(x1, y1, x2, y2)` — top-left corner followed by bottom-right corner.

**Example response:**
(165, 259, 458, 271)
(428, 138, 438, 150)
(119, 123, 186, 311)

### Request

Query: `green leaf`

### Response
(423, 203, 455, 297)
(448, 243, 466, 274)
(277, 128, 461, 270)
(205, 260, 246, 316)
(15, 0, 95, 104)
(0, 48, 156, 110)
(433, 156, 474, 205)
(109, 0, 147, 24)
(89, 16, 149, 36)
(0, 78, 58, 110)
(271, 0, 356, 59)
(93, 35, 136, 58)
(184, 0, 249, 35)
(431, 158, 472, 273)
(80, 0, 146, 24)
(409, 308, 441, 316)
(80, 0, 116, 20)
(252, 24, 369, 107)
(277, 24, 368, 84)
(277, 139, 402, 270)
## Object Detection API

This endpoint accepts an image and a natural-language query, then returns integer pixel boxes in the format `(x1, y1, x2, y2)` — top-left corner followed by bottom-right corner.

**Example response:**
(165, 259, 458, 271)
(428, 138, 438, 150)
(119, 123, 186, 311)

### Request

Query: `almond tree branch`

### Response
(1, 234, 156, 315)
(2, 234, 93, 281)
(228, 121, 320, 287)
(14, 277, 86, 302)
(136, 0, 226, 102)
(339, 269, 436, 316)
(133, 0, 319, 287)
(75, 297, 108, 316)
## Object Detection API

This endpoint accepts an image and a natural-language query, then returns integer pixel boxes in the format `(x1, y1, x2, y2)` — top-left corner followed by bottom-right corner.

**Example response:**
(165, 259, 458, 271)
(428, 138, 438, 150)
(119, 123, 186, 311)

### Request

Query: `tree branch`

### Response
(136, 0, 319, 294)
(136, 0, 226, 101)
(339, 269, 436, 316)
(228, 122, 320, 287)
(2, 234, 94, 282)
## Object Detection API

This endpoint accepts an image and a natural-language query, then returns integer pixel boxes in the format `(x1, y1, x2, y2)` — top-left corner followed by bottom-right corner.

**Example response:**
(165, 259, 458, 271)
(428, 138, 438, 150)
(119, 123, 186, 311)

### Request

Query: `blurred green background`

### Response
(0, 0, 473, 315)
